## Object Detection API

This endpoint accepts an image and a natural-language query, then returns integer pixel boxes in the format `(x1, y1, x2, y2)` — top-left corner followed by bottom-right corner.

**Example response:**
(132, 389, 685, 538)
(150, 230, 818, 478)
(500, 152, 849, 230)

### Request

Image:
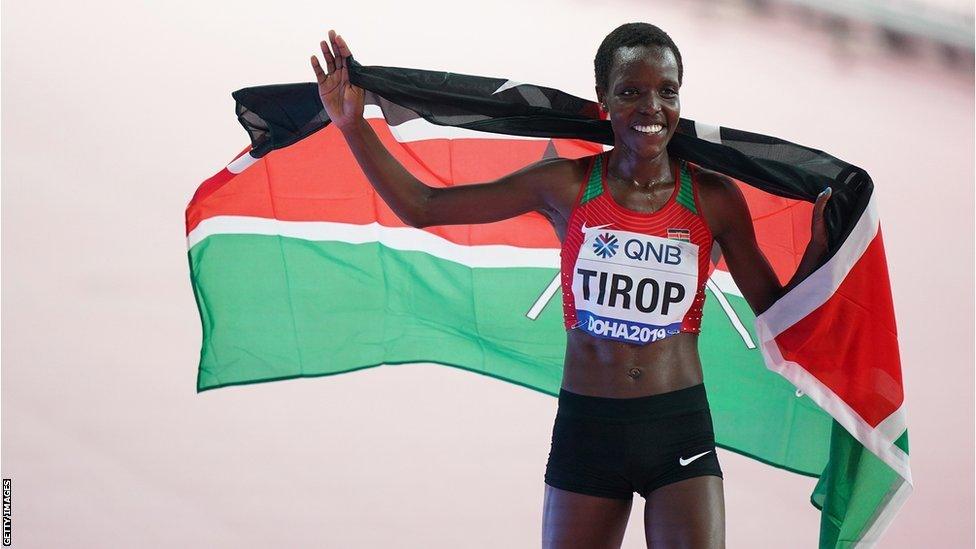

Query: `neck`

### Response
(606, 147, 672, 186)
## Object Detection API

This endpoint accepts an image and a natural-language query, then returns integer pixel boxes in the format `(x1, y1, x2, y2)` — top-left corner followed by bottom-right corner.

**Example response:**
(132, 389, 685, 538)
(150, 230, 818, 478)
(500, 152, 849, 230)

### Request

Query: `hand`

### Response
(310, 30, 365, 131)
(810, 186, 832, 249)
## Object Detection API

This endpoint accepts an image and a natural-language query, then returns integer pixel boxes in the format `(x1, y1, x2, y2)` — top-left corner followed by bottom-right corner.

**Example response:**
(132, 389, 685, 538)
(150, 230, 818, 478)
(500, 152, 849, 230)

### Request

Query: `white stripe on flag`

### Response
(854, 479, 913, 548)
(187, 215, 560, 269)
(363, 104, 544, 142)
(750, 187, 911, 547)
(756, 197, 880, 338)
(227, 152, 258, 174)
(753, 191, 911, 481)
(694, 121, 722, 144)
(755, 322, 912, 483)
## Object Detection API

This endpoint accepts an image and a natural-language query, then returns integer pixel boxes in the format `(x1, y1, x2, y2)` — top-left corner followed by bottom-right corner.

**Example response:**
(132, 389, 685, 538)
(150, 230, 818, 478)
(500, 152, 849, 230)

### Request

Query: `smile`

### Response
(631, 124, 665, 134)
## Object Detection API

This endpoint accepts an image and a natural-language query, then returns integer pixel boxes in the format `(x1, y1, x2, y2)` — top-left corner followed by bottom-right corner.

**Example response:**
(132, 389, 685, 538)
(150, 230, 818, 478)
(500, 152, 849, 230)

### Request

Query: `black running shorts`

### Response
(544, 383, 723, 500)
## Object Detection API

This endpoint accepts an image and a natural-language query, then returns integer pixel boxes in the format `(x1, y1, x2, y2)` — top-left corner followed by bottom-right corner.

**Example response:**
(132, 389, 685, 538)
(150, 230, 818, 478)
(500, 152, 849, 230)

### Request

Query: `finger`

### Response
(817, 186, 832, 204)
(330, 30, 343, 72)
(320, 40, 336, 74)
(310, 56, 327, 83)
(814, 187, 831, 214)
(336, 34, 355, 87)
(335, 33, 352, 59)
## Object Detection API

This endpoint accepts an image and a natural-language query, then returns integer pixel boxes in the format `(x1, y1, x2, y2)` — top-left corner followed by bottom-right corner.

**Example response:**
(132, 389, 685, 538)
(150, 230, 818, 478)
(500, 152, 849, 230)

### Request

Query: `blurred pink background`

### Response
(2, 0, 973, 547)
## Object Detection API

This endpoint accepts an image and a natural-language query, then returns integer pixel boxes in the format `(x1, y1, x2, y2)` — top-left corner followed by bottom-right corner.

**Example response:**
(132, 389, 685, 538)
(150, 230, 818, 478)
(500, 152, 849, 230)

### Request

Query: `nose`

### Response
(638, 94, 662, 114)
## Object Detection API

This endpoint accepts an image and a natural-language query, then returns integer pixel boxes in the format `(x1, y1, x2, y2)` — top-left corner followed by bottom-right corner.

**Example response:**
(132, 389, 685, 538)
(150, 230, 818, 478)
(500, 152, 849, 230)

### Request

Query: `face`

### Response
(596, 45, 681, 159)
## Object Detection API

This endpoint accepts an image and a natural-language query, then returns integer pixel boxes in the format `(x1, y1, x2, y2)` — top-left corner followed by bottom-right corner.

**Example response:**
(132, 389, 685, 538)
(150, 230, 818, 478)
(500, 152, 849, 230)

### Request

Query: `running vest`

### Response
(560, 151, 713, 344)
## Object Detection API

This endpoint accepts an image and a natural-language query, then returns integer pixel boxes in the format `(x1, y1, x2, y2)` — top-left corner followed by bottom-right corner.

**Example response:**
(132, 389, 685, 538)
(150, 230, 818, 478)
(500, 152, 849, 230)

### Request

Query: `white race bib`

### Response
(571, 227, 699, 344)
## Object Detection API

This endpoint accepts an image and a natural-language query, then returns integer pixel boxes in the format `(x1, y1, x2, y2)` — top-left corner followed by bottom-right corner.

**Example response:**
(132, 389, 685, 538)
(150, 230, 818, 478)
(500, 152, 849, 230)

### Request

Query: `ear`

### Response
(595, 85, 606, 109)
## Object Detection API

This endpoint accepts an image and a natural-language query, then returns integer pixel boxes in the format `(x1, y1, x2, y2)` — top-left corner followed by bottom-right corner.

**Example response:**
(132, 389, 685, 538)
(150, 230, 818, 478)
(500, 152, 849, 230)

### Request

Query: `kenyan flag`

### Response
(186, 61, 911, 547)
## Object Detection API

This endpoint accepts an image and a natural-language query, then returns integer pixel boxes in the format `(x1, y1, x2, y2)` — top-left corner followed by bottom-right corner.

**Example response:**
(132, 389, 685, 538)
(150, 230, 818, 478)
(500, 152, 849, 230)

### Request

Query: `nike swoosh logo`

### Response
(580, 221, 613, 233)
(678, 450, 712, 466)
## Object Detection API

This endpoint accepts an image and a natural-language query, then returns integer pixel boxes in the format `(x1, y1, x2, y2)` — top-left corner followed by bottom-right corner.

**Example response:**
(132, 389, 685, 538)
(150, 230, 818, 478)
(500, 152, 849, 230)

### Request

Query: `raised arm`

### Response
(699, 170, 831, 316)
(311, 30, 573, 228)
(337, 117, 575, 228)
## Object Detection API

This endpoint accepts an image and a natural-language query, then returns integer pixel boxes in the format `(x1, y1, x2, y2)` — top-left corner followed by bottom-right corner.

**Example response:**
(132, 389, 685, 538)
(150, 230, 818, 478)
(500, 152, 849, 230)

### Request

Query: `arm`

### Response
(339, 118, 571, 228)
(701, 171, 831, 316)
(312, 30, 568, 228)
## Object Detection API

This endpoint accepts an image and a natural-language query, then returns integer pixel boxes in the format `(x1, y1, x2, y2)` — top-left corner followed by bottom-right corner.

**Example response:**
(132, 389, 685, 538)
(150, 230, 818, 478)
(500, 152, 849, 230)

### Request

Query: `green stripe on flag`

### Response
(190, 234, 566, 393)
(811, 421, 910, 548)
(190, 232, 833, 478)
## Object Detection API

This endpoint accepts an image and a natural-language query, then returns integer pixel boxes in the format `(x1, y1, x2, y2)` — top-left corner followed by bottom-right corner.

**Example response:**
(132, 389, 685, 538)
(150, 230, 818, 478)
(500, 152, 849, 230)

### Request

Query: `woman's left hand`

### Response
(810, 187, 832, 249)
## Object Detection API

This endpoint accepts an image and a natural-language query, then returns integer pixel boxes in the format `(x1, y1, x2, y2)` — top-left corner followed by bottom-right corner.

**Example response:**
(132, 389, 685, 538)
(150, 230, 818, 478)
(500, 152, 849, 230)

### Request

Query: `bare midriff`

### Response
(561, 329, 704, 398)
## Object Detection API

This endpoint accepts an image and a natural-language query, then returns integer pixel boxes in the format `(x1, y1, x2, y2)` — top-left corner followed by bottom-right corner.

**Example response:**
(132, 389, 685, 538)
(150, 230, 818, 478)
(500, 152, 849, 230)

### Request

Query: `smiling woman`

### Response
(309, 22, 833, 548)
(184, 11, 913, 543)
(596, 36, 682, 172)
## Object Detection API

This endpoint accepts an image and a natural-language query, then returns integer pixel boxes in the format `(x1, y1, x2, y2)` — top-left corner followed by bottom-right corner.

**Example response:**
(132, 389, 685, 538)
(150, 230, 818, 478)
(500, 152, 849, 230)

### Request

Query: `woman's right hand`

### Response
(310, 30, 365, 131)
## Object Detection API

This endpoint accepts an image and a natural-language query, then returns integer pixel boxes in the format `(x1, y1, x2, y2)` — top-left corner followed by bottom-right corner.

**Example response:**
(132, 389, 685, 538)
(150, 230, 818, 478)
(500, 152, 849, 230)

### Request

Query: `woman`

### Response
(311, 23, 831, 549)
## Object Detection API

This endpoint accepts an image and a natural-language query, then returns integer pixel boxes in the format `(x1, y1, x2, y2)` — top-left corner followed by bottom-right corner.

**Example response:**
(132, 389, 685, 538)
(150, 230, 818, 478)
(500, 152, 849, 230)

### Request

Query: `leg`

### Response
(542, 484, 633, 549)
(643, 476, 725, 548)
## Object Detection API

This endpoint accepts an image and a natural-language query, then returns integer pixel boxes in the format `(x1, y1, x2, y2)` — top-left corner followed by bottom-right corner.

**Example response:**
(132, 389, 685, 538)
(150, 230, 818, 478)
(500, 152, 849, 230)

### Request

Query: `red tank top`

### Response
(560, 150, 713, 344)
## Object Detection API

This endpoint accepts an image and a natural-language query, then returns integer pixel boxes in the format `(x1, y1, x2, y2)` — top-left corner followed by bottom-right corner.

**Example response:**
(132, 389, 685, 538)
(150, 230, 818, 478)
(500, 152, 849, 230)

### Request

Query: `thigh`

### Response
(643, 476, 725, 548)
(543, 484, 633, 549)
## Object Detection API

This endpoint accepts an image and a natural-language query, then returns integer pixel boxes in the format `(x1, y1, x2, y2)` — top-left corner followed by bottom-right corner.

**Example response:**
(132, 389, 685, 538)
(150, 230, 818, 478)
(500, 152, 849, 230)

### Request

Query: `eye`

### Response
(662, 88, 679, 97)
(619, 88, 639, 96)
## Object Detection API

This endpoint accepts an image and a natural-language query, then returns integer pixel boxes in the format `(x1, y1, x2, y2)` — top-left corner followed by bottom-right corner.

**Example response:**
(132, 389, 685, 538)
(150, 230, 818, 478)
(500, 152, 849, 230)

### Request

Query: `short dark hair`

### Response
(594, 23, 683, 91)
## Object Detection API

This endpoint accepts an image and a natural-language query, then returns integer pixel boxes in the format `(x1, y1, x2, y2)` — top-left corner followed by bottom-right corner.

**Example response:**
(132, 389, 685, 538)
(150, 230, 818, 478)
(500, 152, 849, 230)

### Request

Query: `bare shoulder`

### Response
(691, 164, 749, 236)
(692, 164, 737, 198)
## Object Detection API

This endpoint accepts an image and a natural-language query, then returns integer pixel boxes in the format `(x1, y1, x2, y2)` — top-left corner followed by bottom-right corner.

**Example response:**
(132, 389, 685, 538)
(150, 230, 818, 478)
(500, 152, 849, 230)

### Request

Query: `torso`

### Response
(536, 150, 718, 398)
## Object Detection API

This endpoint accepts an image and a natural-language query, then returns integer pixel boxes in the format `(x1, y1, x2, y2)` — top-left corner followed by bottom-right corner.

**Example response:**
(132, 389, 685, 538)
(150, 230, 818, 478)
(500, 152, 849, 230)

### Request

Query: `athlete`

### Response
(311, 23, 831, 549)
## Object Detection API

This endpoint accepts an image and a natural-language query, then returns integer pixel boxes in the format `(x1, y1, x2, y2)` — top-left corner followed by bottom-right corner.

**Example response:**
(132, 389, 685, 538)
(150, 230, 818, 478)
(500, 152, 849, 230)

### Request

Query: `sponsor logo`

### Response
(679, 450, 712, 466)
(623, 239, 683, 264)
(592, 233, 619, 258)
(580, 221, 613, 233)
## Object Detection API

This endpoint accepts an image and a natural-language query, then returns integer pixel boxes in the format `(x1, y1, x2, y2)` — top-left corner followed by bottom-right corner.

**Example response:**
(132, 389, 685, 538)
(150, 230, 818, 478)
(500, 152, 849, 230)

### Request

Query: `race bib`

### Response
(572, 226, 699, 344)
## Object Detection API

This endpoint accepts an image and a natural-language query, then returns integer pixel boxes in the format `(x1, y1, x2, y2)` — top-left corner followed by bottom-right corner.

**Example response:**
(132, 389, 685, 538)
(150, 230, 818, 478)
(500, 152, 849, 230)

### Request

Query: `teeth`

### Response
(632, 124, 664, 133)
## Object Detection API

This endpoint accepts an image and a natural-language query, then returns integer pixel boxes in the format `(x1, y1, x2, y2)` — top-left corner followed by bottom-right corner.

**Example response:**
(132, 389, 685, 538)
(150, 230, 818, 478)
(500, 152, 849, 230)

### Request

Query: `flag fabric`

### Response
(186, 59, 911, 547)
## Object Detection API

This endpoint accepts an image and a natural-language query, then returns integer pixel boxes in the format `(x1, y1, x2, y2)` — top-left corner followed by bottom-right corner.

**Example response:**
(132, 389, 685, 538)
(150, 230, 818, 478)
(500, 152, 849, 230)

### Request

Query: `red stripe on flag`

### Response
(774, 229, 902, 427)
(186, 168, 238, 232)
(185, 120, 599, 248)
(186, 146, 253, 231)
(186, 121, 817, 284)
